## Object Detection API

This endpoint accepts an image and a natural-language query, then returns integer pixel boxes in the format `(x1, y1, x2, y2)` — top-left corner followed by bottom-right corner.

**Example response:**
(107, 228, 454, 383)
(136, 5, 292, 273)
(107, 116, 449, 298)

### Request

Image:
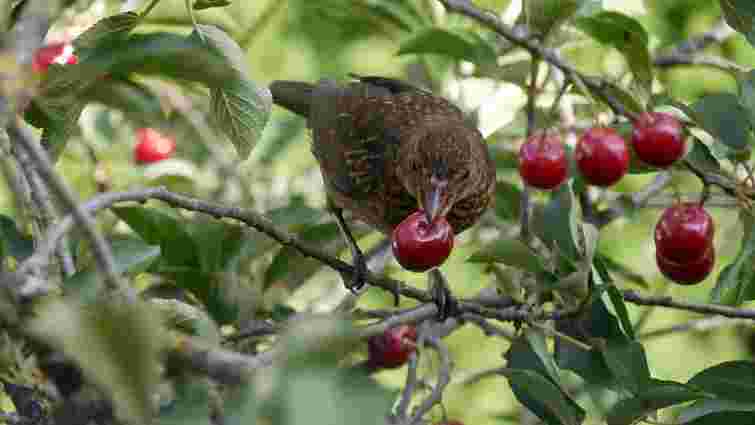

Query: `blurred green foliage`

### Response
(2, 0, 755, 424)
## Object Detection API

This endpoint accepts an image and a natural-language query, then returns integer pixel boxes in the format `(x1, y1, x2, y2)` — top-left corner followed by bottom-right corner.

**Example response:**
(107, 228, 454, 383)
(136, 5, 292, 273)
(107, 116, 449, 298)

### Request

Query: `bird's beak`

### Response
(424, 177, 449, 223)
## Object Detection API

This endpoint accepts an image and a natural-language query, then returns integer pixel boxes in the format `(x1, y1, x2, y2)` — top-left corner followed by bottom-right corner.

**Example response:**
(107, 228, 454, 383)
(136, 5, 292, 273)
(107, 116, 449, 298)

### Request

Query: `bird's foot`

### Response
(430, 269, 459, 322)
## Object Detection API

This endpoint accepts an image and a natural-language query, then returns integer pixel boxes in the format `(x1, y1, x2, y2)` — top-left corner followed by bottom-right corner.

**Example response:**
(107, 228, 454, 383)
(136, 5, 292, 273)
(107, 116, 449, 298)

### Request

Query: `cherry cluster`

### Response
(519, 111, 685, 190)
(519, 112, 715, 285)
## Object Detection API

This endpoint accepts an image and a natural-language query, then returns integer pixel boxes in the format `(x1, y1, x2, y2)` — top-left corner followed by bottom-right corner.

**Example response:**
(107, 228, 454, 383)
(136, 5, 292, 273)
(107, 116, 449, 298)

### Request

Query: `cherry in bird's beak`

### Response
(424, 176, 449, 223)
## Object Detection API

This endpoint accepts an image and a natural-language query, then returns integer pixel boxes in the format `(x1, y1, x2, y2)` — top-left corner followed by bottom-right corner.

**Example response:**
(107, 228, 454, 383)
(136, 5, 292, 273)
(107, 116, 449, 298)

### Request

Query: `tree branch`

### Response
(6, 120, 131, 300)
(623, 290, 755, 320)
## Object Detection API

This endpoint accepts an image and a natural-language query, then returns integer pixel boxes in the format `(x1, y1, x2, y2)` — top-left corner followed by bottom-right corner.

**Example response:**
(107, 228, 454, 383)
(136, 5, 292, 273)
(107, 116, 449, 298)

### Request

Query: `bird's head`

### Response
(397, 120, 489, 225)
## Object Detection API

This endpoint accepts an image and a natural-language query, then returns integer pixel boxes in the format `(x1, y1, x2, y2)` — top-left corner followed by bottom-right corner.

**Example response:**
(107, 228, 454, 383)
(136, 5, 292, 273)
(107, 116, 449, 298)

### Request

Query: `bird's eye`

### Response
(460, 169, 471, 179)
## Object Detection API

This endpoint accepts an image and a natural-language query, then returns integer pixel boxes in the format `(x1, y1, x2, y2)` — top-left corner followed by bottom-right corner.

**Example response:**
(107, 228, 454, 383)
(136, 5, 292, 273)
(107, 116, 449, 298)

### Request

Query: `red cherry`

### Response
(656, 245, 715, 285)
(367, 325, 418, 369)
(575, 127, 629, 187)
(518, 133, 568, 190)
(631, 112, 685, 167)
(392, 211, 454, 272)
(134, 128, 177, 164)
(32, 42, 78, 73)
(655, 202, 714, 264)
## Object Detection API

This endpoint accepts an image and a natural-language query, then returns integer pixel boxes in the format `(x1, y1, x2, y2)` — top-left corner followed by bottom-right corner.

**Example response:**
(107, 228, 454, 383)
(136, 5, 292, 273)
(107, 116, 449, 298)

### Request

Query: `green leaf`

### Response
(264, 222, 348, 290)
(691, 93, 753, 155)
(188, 219, 247, 273)
(28, 29, 247, 160)
(73, 12, 140, 59)
(506, 330, 561, 385)
(555, 297, 623, 386)
(679, 399, 755, 423)
(606, 380, 710, 425)
(30, 299, 163, 424)
(532, 183, 581, 262)
(517, 0, 580, 38)
(687, 361, 755, 403)
(194, 0, 232, 10)
(150, 298, 221, 344)
(397, 27, 498, 66)
(711, 212, 755, 305)
(195, 25, 271, 158)
(720, 0, 755, 47)
(595, 253, 649, 288)
(0, 215, 33, 262)
(65, 237, 161, 303)
(686, 138, 724, 176)
(112, 206, 199, 267)
(600, 340, 651, 394)
(494, 180, 523, 221)
(169, 270, 242, 325)
(273, 318, 393, 425)
(501, 369, 585, 425)
(467, 238, 546, 274)
(224, 381, 256, 425)
(210, 78, 272, 159)
(83, 78, 165, 127)
(157, 378, 212, 425)
(683, 411, 755, 425)
(604, 284, 635, 340)
(575, 12, 652, 93)
(738, 70, 755, 127)
(597, 81, 646, 116)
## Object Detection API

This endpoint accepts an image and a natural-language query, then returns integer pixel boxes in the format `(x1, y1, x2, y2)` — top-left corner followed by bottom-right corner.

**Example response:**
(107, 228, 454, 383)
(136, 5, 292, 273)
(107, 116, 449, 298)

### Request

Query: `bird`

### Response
(269, 75, 496, 316)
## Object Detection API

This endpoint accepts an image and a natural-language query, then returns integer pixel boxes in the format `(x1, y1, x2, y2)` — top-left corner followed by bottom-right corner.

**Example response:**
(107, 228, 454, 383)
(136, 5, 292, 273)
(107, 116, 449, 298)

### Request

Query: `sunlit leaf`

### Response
(711, 212, 755, 305)
(720, 0, 755, 47)
(65, 237, 161, 302)
(467, 238, 547, 274)
(606, 380, 710, 425)
(575, 12, 653, 93)
(687, 361, 755, 403)
(691, 93, 753, 155)
(501, 369, 585, 425)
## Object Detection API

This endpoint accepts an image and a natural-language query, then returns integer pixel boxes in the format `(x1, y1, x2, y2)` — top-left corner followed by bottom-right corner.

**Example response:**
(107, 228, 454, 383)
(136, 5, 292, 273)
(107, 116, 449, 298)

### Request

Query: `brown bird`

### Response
(269, 75, 496, 314)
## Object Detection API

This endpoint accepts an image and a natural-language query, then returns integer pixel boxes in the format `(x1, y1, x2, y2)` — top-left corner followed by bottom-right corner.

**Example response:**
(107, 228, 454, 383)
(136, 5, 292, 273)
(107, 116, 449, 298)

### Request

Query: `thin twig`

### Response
(527, 320, 593, 351)
(594, 172, 673, 227)
(6, 120, 131, 299)
(409, 334, 452, 425)
(639, 316, 752, 340)
(653, 18, 739, 73)
(623, 290, 755, 320)
(396, 347, 421, 421)
(12, 142, 75, 278)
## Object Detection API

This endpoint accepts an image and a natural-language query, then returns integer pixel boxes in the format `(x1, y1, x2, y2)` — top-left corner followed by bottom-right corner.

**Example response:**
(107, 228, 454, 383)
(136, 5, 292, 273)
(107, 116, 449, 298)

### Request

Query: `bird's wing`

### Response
(310, 79, 399, 200)
(348, 74, 424, 94)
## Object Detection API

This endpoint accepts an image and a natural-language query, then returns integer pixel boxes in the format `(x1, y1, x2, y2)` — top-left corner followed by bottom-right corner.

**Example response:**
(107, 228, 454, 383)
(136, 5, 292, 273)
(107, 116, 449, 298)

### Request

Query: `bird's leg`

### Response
(329, 202, 369, 294)
(429, 269, 458, 322)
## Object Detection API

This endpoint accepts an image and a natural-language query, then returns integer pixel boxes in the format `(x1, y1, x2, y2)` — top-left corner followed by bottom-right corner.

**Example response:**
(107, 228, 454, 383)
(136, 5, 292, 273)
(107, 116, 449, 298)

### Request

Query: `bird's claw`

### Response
(431, 270, 459, 322)
(345, 251, 369, 294)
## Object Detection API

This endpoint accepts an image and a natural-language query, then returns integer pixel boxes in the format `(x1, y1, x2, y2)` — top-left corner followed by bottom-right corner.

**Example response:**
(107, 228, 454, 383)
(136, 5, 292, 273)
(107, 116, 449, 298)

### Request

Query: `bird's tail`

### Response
(269, 80, 314, 118)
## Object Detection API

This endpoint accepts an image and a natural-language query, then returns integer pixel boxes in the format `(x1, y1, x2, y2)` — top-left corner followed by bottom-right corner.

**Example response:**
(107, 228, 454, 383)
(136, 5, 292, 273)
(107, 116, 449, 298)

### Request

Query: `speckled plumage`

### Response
(269, 76, 496, 235)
